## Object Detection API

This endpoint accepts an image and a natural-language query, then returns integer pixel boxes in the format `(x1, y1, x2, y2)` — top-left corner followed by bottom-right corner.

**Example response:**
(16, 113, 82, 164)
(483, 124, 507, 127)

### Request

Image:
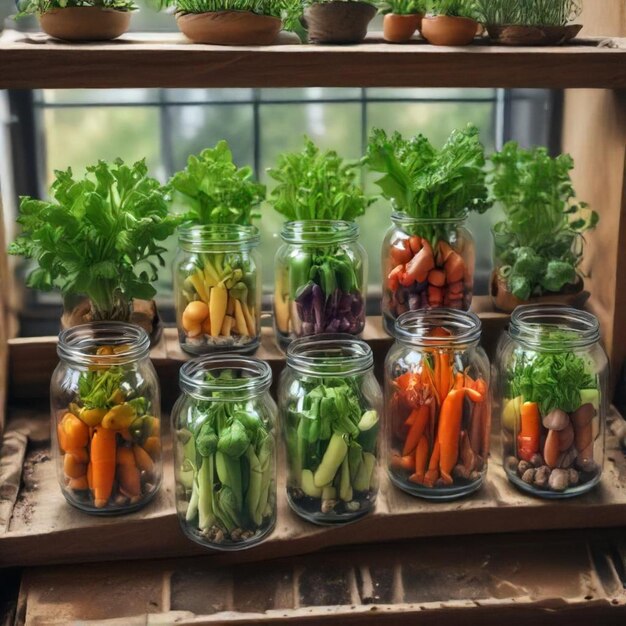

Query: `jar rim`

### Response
(391, 210, 468, 226)
(393, 308, 482, 348)
(57, 322, 150, 367)
(179, 355, 272, 400)
(287, 334, 373, 377)
(509, 305, 600, 349)
(179, 223, 260, 251)
(280, 220, 359, 245)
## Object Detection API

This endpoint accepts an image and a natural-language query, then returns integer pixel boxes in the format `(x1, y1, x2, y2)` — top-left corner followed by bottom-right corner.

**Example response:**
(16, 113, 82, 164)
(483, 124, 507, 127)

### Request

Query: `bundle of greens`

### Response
(475, 0, 581, 26)
(9, 159, 179, 322)
(15, 0, 136, 18)
(490, 142, 598, 301)
(285, 377, 379, 519)
(378, 0, 427, 15)
(429, 0, 478, 18)
(169, 141, 265, 226)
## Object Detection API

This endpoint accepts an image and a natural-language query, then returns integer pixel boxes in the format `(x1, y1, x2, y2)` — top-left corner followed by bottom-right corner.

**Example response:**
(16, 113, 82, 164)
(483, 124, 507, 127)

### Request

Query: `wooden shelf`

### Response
(0, 30, 625, 89)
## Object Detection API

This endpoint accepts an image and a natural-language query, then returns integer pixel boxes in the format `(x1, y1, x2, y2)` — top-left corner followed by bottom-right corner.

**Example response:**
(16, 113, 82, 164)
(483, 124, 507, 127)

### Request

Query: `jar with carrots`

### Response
(382, 213, 475, 335)
(174, 224, 261, 355)
(385, 309, 490, 500)
(51, 322, 162, 514)
(497, 306, 607, 498)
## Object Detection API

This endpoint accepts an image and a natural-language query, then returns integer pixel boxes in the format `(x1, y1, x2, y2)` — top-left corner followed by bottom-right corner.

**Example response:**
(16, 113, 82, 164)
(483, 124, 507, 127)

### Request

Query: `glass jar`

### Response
(382, 212, 475, 336)
(174, 224, 261, 355)
(497, 305, 607, 498)
(51, 322, 162, 515)
(280, 335, 382, 525)
(274, 221, 367, 350)
(385, 309, 490, 500)
(173, 356, 277, 550)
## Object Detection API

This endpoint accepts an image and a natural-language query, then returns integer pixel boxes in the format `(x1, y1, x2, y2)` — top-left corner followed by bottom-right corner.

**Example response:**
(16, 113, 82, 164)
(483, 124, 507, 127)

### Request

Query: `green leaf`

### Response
(540, 260, 577, 293)
(217, 420, 250, 459)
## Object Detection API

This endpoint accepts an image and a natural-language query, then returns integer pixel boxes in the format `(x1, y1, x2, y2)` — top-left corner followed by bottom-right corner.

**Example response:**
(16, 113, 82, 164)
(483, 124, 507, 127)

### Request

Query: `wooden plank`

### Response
(0, 30, 625, 90)
(1, 407, 625, 569)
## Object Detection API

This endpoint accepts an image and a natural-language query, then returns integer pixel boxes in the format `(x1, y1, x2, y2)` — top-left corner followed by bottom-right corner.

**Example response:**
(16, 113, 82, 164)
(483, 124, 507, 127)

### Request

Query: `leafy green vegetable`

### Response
(378, 0, 427, 14)
(78, 369, 126, 410)
(268, 137, 376, 222)
(475, 0, 581, 26)
(15, 0, 136, 18)
(430, 0, 479, 18)
(168, 141, 265, 226)
(490, 142, 598, 300)
(9, 159, 179, 321)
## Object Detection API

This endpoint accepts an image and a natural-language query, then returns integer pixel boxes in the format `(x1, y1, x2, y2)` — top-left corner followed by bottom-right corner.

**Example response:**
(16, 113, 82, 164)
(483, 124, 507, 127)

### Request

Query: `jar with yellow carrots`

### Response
(385, 309, 490, 500)
(496, 306, 607, 498)
(174, 224, 261, 355)
(51, 322, 162, 514)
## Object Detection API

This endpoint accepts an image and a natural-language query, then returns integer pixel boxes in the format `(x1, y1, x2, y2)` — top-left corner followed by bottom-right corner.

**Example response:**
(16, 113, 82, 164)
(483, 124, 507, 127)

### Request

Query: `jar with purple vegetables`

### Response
(274, 221, 368, 350)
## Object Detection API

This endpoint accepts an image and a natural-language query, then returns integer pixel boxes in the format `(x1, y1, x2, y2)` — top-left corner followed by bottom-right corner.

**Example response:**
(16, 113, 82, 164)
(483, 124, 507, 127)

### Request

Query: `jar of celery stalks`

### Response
(173, 356, 277, 550)
(51, 323, 162, 514)
(497, 306, 607, 498)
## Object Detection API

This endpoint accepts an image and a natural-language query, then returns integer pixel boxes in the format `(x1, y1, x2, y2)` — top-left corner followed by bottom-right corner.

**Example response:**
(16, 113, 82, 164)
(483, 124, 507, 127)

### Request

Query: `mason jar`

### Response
(382, 212, 475, 336)
(173, 356, 277, 550)
(280, 335, 382, 525)
(274, 221, 367, 350)
(51, 322, 162, 515)
(385, 309, 490, 500)
(497, 305, 607, 498)
(174, 224, 261, 355)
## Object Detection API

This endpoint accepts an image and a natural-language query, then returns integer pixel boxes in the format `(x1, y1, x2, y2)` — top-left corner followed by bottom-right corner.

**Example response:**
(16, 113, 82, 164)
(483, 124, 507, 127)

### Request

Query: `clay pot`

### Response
(177, 11, 282, 46)
(383, 13, 423, 43)
(490, 271, 589, 314)
(487, 23, 582, 46)
(421, 15, 478, 46)
(303, 1, 377, 45)
(39, 6, 131, 42)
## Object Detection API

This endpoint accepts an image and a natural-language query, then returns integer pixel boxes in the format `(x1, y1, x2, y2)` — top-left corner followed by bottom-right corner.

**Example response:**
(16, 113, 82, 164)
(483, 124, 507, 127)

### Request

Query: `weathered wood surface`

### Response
(0, 199, 7, 437)
(0, 30, 625, 89)
(1, 406, 625, 569)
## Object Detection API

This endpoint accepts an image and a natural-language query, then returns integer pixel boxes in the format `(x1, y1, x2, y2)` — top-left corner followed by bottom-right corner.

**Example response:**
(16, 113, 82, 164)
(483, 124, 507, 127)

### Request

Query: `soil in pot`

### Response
(383, 13, 422, 43)
(304, 1, 377, 45)
(39, 6, 131, 42)
(421, 15, 478, 46)
(177, 10, 282, 45)
(487, 23, 582, 46)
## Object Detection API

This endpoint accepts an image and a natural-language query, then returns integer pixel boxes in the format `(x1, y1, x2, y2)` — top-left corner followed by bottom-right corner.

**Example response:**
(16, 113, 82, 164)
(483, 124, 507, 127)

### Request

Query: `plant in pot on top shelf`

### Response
(8, 158, 180, 344)
(489, 142, 598, 313)
(421, 0, 479, 46)
(15, 0, 136, 41)
(475, 0, 583, 46)
(268, 137, 376, 348)
(168, 141, 266, 354)
(379, 0, 428, 43)
(366, 124, 491, 335)
(303, 0, 377, 44)
(156, 0, 303, 45)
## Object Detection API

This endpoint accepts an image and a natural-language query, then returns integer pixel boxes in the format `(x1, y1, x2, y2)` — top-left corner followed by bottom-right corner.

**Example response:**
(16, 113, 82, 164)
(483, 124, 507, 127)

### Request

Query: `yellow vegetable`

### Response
(189, 271, 210, 303)
(203, 260, 220, 286)
(201, 316, 212, 335)
(79, 407, 107, 427)
(226, 295, 235, 316)
(221, 315, 234, 337)
(234, 299, 248, 336)
(242, 302, 256, 336)
(184, 301, 209, 323)
(102, 403, 137, 430)
(502, 396, 523, 432)
(210, 283, 228, 337)
(274, 293, 290, 334)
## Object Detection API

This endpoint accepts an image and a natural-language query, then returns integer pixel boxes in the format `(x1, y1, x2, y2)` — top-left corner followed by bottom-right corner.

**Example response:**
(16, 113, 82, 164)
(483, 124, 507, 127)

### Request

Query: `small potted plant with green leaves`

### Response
(303, 0, 377, 44)
(421, 0, 479, 46)
(489, 142, 598, 313)
(15, 0, 136, 41)
(157, 0, 302, 45)
(9, 158, 180, 343)
(379, 0, 427, 43)
(476, 0, 583, 46)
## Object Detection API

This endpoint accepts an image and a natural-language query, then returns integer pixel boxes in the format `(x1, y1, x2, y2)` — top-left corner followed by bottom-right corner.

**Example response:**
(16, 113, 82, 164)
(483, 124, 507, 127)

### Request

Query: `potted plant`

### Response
(475, 0, 583, 46)
(366, 124, 491, 334)
(8, 158, 180, 343)
(267, 137, 376, 347)
(421, 0, 479, 46)
(489, 142, 598, 313)
(15, 0, 136, 41)
(156, 0, 302, 45)
(379, 0, 428, 43)
(303, 0, 377, 44)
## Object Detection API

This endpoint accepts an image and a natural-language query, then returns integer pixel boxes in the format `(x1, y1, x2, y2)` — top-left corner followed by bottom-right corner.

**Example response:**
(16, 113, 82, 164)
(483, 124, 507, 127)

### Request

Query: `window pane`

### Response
(260, 88, 362, 101)
(164, 89, 255, 103)
(39, 89, 160, 105)
(366, 88, 497, 101)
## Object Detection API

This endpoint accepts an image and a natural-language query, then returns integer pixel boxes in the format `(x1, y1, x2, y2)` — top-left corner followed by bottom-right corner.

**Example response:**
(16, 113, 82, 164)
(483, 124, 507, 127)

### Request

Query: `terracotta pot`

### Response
(39, 6, 131, 42)
(303, 1, 377, 45)
(177, 11, 282, 46)
(421, 15, 478, 46)
(383, 13, 422, 43)
(490, 270, 589, 314)
(487, 23, 582, 46)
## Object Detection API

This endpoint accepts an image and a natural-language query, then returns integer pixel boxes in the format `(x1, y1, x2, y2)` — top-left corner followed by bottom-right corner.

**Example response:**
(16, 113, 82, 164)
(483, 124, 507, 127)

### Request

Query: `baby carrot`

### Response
(423, 440, 441, 487)
(409, 435, 429, 484)
(117, 446, 141, 499)
(403, 405, 430, 456)
(517, 402, 541, 462)
(391, 452, 416, 471)
(91, 427, 116, 508)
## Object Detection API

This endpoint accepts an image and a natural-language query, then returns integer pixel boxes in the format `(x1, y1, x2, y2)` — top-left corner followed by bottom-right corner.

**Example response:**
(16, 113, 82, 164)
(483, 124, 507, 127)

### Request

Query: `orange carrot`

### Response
(143, 436, 161, 460)
(403, 405, 430, 456)
(448, 281, 464, 295)
(391, 452, 416, 471)
(87, 463, 93, 491)
(117, 446, 141, 499)
(404, 244, 435, 284)
(409, 236, 422, 255)
(423, 440, 441, 487)
(68, 476, 89, 491)
(60, 413, 89, 450)
(454, 373, 464, 390)
(428, 285, 444, 306)
(64, 453, 87, 479)
(438, 352, 452, 403)
(517, 402, 541, 462)
(409, 435, 429, 484)
(388, 264, 404, 291)
(91, 427, 116, 508)
(445, 252, 465, 283)
(428, 269, 446, 287)
(391, 239, 412, 265)
(133, 444, 155, 475)
(438, 241, 454, 263)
